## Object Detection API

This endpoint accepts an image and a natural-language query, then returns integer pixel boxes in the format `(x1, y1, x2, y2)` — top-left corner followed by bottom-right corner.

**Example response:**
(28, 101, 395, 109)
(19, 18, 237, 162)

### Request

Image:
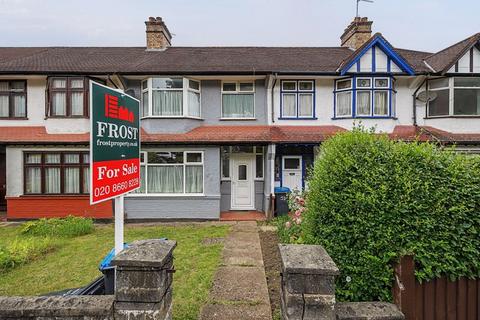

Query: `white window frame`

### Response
(220, 146, 264, 181)
(140, 77, 202, 119)
(129, 150, 205, 196)
(335, 78, 353, 118)
(221, 80, 256, 120)
(428, 77, 480, 117)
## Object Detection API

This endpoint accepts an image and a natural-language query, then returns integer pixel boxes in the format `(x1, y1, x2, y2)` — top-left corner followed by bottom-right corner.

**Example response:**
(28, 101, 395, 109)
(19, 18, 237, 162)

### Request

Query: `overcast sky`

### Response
(0, 0, 478, 53)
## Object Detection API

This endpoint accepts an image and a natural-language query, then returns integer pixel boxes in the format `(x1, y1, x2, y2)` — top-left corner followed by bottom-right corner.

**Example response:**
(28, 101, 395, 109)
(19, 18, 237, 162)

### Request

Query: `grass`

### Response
(0, 223, 230, 320)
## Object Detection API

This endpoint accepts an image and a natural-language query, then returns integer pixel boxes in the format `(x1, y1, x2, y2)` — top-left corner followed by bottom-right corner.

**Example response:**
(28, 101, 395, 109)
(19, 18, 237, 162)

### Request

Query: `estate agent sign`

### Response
(90, 81, 140, 255)
(90, 81, 140, 204)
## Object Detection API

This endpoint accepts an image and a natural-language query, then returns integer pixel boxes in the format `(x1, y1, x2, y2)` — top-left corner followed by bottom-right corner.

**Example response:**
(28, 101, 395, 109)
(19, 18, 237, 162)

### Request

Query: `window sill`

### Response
(0, 117, 28, 120)
(424, 115, 480, 119)
(278, 117, 317, 120)
(126, 193, 205, 197)
(19, 194, 89, 198)
(220, 117, 257, 121)
(141, 116, 203, 120)
(332, 116, 397, 120)
(46, 116, 89, 119)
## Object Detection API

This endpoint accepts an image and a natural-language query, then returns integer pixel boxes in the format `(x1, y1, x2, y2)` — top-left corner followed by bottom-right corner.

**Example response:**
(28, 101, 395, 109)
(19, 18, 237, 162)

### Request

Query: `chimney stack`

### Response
(145, 17, 172, 50)
(340, 17, 373, 50)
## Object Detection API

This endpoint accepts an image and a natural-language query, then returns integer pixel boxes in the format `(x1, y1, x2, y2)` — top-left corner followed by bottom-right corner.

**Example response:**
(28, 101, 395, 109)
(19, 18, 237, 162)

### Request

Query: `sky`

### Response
(0, 0, 479, 53)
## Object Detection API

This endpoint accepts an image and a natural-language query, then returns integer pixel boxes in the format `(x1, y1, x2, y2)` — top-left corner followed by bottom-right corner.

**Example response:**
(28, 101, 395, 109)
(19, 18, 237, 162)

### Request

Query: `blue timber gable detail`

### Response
(340, 35, 415, 76)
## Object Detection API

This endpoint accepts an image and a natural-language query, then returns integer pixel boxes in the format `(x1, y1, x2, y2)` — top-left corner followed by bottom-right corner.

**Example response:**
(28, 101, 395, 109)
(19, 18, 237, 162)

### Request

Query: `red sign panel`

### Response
(90, 81, 140, 204)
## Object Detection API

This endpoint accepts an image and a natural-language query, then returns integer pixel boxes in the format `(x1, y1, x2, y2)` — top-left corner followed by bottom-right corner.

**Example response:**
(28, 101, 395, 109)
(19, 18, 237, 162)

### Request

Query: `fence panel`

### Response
(393, 255, 479, 320)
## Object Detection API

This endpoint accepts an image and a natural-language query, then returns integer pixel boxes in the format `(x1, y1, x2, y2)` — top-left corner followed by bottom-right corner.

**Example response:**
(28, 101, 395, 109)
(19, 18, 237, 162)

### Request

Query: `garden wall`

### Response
(0, 239, 176, 320)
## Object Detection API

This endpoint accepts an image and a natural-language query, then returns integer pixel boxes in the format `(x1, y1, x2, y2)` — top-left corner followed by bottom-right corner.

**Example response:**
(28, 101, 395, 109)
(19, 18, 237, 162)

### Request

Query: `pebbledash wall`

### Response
(0, 77, 90, 133)
(271, 76, 480, 133)
(137, 79, 268, 134)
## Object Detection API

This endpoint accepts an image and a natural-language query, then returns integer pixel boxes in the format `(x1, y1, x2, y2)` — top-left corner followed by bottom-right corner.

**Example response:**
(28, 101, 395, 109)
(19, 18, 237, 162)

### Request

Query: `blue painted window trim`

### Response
(333, 75, 397, 119)
(279, 80, 316, 119)
(340, 36, 415, 75)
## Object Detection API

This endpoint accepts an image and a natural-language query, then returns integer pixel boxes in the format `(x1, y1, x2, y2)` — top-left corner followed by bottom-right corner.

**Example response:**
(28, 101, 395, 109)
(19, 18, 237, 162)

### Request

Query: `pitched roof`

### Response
(424, 33, 480, 74)
(0, 46, 354, 75)
(0, 45, 433, 75)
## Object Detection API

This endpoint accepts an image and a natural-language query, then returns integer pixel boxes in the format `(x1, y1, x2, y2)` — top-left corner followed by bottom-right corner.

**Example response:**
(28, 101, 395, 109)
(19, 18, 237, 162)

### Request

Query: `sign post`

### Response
(90, 81, 140, 255)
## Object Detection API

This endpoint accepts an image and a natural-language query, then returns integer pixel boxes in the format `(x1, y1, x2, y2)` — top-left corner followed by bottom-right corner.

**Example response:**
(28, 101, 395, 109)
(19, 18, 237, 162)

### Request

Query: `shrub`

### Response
(277, 189, 308, 243)
(21, 216, 94, 238)
(0, 237, 56, 272)
(301, 128, 480, 302)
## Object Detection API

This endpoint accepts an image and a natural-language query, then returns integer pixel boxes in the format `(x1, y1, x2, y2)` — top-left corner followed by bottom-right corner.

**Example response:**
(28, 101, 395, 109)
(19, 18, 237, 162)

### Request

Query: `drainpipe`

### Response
(271, 73, 278, 124)
(412, 76, 428, 126)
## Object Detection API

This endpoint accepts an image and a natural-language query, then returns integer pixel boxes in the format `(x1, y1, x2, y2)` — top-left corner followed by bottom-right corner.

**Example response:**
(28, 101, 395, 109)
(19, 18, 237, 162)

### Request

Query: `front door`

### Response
(231, 155, 255, 210)
(282, 156, 303, 191)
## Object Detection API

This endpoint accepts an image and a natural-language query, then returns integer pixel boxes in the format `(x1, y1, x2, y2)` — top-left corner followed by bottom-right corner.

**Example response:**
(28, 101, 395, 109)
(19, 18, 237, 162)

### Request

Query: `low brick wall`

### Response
(7, 196, 113, 220)
(0, 239, 176, 320)
(279, 244, 404, 320)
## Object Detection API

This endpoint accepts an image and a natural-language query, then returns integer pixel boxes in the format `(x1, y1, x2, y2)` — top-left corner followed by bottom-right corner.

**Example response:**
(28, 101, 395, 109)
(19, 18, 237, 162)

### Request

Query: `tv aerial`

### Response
(356, 0, 374, 17)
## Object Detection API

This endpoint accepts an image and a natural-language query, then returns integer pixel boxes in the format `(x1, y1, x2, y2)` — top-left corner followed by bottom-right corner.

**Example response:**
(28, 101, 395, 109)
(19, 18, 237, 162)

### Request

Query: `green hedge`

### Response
(21, 216, 94, 238)
(302, 129, 480, 302)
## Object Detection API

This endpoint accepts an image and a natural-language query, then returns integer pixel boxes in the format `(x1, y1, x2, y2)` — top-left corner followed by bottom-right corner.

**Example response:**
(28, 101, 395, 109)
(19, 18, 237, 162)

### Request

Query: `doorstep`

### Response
(220, 211, 266, 222)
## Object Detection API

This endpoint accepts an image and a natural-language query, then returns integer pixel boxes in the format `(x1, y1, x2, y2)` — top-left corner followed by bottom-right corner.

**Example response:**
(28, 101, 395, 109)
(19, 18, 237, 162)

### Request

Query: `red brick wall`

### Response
(6, 196, 113, 220)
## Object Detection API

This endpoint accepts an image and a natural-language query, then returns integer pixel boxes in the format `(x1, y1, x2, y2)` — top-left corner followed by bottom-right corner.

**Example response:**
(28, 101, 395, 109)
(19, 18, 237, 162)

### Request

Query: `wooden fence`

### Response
(393, 255, 479, 320)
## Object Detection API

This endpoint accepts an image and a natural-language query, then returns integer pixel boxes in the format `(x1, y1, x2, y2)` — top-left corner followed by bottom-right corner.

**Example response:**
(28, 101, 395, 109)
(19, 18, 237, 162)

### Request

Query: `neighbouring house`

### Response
(1, 16, 479, 220)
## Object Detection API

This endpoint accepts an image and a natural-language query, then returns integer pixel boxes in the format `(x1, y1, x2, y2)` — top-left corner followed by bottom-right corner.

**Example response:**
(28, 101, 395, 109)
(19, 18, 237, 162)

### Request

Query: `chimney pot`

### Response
(145, 16, 172, 50)
(340, 17, 373, 50)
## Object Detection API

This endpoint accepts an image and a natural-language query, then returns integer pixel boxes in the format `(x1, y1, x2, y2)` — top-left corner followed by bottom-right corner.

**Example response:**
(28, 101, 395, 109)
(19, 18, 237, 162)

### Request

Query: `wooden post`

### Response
(393, 255, 416, 320)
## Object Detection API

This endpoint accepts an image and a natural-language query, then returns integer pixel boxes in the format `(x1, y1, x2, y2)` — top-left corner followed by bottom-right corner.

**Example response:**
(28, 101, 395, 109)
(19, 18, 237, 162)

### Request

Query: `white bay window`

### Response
(141, 77, 201, 118)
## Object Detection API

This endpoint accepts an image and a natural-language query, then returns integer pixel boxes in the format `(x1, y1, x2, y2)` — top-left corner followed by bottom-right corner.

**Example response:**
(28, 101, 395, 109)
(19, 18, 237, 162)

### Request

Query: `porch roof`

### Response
(0, 125, 478, 145)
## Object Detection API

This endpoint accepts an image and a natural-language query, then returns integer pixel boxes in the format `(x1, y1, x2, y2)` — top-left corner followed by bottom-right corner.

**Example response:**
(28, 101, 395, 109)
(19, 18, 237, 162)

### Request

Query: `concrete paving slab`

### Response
(210, 266, 270, 303)
(200, 303, 272, 320)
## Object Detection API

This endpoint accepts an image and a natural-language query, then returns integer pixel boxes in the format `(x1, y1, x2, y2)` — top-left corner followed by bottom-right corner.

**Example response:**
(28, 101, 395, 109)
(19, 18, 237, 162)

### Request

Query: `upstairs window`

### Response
(47, 77, 88, 117)
(334, 76, 395, 118)
(0, 80, 26, 118)
(428, 77, 480, 117)
(280, 80, 315, 119)
(141, 77, 201, 118)
(221, 81, 255, 119)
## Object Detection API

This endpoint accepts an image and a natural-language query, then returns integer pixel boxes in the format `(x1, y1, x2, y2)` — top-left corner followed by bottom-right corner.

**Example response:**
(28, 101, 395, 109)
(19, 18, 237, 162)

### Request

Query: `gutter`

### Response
(270, 73, 278, 124)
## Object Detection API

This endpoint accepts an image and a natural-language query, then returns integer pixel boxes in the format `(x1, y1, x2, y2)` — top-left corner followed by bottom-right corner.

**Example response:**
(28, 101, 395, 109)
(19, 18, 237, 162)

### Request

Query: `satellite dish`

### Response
(416, 91, 437, 103)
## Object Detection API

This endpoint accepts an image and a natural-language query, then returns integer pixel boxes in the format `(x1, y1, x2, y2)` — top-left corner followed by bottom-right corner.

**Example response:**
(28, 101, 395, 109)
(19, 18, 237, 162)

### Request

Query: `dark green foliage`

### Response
(302, 128, 480, 302)
(21, 216, 94, 238)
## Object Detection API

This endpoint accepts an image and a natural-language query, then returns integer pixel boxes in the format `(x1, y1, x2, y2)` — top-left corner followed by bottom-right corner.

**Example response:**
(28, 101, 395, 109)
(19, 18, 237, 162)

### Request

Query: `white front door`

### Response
(282, 156, 303, 191)
(231, 155, 255, 210)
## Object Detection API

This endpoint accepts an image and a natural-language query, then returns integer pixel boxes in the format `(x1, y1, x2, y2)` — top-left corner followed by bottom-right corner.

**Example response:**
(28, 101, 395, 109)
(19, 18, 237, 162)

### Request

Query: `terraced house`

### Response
(1, 17, 479, 220)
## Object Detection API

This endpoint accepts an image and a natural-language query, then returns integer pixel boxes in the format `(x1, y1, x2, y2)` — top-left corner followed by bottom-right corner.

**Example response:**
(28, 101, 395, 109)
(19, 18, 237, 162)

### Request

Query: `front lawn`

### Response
(0, 223, 229, 320)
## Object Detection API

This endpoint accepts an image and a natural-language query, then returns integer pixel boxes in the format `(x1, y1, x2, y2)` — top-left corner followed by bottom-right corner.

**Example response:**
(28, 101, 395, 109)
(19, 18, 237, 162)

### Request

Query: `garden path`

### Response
(200, 221, 272, 320)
